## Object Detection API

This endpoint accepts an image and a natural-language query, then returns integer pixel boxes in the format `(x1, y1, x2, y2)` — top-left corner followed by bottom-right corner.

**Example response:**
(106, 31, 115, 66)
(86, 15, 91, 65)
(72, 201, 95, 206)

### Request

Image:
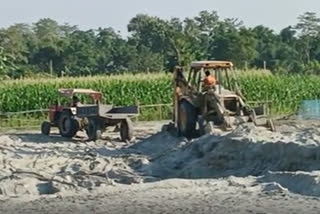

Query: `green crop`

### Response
(0, 73, 172, 113)
(235, 74, 320, 114)
(1, 71, 320, 117)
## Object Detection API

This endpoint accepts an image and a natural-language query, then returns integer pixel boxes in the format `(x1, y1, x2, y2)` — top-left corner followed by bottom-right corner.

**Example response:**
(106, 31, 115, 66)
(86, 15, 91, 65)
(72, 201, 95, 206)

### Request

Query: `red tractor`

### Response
(41, 88, 139, 141)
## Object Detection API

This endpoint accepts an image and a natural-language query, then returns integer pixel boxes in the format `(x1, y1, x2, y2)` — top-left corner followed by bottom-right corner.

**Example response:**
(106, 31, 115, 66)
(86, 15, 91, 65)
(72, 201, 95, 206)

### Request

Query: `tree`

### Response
(0, 24, 35, 65)
(187, 11, 222, 59)
(33, 18, 62, 44)
(295, 12, 320, 64)
(280, 26, 296, 43)
(296, 12, 320, 37)
(128, 14, 186, 70)
(0, 47, 18, 78)
(209, 23, 257, 68)
(62, 30, 98, 75)
(194, 10, 220, 34)
(127, 45, 164, 72)
(252, 25, 279, 69)
(2, 11, 320, 77)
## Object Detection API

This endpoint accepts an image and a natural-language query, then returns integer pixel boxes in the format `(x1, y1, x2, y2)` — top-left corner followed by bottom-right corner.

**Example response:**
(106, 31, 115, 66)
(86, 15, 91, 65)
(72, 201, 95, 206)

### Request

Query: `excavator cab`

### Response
(171, 61, 274, 138)
(187, 61, 233, 92)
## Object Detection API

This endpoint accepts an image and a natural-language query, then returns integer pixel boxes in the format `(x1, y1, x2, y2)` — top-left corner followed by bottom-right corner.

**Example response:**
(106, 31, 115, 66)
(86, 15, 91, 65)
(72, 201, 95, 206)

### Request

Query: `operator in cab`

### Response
(203, 70, 216, 90)
(72, 95, 81, 107)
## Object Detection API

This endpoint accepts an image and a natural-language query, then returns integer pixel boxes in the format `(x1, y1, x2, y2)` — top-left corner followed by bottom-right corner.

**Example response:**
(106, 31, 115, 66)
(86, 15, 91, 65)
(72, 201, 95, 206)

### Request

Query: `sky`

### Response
(1, 0, 320, 36)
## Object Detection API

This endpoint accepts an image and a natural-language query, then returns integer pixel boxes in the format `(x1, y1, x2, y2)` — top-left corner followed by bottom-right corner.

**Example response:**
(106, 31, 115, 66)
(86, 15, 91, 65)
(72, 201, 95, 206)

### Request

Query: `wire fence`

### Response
(0, 101, 272, 131)
(0, 104, 173, 131)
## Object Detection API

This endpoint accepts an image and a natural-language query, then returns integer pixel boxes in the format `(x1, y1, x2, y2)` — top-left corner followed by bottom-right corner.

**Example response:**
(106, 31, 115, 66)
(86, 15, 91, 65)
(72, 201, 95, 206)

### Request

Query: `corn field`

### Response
(0, 73, 172, 113)
(1, 72, 320, 116)
(237, 74, 320, 113)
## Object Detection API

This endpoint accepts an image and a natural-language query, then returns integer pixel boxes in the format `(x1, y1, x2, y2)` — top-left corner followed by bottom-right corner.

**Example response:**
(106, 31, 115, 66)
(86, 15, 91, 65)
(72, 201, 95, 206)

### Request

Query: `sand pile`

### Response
(136, 122, 320, 197)
(1, 120, 320, 198)
(0, 134, 147, 196)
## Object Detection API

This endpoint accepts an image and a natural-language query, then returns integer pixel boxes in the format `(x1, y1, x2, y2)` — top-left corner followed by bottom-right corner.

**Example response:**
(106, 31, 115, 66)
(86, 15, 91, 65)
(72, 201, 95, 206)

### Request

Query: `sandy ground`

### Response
(1, 119, 320, 213)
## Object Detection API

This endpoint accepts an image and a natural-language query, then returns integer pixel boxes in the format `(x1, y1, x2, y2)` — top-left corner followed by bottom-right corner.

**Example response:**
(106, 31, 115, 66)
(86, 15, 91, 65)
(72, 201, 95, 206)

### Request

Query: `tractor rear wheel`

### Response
(86, 119, 102, 141)
(41, 121, 51, 136)
(58, 111, 79, 138)
(178, 100, 197, 137)
(120, 118, 134, 142)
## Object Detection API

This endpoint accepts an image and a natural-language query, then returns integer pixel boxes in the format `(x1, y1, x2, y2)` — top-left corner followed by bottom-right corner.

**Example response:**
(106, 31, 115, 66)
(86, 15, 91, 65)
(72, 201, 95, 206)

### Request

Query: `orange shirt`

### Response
(204, 75, 216, 86)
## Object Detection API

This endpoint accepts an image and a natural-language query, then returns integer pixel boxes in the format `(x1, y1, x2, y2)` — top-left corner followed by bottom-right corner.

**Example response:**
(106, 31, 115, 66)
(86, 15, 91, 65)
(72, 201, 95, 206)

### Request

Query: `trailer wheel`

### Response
(59, 111, 79, 138)
(120, 118, 133, 142)
(178, 100, 197, 137)
(41, 121, 51, 136)
(86, 119, 102, 141)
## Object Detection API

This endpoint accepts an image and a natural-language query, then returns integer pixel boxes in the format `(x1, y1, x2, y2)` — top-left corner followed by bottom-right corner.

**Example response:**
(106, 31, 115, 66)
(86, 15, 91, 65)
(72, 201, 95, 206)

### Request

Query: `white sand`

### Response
(0, 119, 320, 213)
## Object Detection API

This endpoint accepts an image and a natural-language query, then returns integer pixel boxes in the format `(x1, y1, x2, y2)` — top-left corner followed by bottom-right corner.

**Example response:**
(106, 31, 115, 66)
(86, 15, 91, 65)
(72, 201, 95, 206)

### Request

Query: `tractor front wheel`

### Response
(41, 121, 51, 136)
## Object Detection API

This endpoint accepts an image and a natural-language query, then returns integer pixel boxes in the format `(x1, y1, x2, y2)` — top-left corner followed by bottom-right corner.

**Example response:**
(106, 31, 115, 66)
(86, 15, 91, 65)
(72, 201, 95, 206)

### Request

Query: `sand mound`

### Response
(0, 134, 147, 196)
(136, 123, 320, 197)
(1, 120, 320, 198)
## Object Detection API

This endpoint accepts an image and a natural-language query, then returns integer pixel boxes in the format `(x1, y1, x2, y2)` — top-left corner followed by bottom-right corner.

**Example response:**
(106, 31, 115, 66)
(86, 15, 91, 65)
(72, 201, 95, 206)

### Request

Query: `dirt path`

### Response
(1, 179, 320, 214)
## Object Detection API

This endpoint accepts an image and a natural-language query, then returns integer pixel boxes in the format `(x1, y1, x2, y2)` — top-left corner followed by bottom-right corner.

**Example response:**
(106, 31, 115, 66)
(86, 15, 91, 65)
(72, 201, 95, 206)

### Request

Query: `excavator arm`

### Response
(172, 66, 191, 128)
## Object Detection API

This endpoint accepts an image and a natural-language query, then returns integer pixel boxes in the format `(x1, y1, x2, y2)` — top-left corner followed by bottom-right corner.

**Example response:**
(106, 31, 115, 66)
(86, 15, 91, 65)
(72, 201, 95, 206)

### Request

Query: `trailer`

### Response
(41, 88, 139, 141)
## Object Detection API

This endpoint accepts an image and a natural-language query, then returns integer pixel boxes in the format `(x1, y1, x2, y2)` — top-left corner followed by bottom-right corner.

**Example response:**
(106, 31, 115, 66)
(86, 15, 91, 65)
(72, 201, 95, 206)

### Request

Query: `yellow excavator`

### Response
(169, 60, 274, 137)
